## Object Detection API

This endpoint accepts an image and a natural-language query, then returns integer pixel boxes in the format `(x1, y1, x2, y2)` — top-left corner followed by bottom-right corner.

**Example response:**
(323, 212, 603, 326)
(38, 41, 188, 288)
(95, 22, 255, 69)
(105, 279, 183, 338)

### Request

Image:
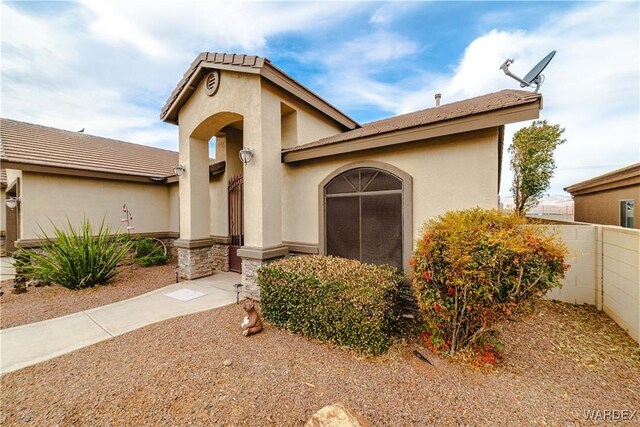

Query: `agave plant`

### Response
(18, 218, 134, 289)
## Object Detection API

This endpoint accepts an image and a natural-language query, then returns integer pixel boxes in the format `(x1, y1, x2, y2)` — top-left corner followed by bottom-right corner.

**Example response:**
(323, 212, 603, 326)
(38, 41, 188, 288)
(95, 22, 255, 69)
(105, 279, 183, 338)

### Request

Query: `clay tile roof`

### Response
(161, 53, 264, 121)
(283, 89, 541, 153)
(0, 118, 179, 179)
(0, 168, 6, 186)
(160, 52, 357, 130)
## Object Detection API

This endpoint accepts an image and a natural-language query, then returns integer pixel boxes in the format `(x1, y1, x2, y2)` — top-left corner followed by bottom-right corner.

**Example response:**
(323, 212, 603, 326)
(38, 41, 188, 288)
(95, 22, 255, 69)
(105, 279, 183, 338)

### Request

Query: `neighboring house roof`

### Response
(0, 168, 6, 188)
(0, 118, 179, 182)
(282, 89, 542, 163)
(565, 162, 640, 196)
(160, 52, 359, 130)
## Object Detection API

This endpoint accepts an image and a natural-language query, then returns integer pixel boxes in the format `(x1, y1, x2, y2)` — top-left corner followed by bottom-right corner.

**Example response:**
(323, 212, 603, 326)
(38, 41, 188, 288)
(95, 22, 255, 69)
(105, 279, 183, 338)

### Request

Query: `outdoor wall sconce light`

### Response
(173, 164, 186, 177)
(5, 197, 20, 209)
(239, 147, 254, 165)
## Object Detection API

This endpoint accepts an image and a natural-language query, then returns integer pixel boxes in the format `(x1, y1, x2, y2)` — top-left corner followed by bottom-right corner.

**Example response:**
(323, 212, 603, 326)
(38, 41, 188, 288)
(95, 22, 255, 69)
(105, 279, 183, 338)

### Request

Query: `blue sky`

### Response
(2, 1, 639, 196)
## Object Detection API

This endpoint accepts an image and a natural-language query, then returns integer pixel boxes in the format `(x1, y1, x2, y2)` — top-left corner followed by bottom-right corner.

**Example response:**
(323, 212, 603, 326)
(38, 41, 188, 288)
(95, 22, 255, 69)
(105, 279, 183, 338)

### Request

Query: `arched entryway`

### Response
(321, 163, 412, 272)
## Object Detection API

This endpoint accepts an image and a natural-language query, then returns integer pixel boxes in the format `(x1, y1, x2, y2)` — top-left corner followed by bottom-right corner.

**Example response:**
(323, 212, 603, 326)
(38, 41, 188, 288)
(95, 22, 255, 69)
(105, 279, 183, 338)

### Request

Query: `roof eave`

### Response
(282, 99, 541, 164)
(259, 63, 359, 130)
(1, 160, 174, 184)
(160, 59, 359, 130)
(565, 163, 640, 195)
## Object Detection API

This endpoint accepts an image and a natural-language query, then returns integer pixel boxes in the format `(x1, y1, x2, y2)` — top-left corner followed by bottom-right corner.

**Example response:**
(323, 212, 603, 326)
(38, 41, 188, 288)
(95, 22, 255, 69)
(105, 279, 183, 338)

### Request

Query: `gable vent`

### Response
(204, 70, 220, 96)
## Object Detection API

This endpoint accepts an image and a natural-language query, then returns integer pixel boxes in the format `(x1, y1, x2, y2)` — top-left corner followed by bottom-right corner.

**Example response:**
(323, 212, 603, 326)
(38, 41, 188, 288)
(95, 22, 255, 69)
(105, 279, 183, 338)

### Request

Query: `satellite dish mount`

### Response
(500, 50, 556, 92)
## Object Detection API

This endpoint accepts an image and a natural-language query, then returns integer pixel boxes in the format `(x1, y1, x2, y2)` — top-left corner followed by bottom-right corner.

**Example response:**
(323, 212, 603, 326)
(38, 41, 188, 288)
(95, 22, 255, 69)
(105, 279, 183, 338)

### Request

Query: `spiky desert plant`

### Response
(19, 218, 134, 289)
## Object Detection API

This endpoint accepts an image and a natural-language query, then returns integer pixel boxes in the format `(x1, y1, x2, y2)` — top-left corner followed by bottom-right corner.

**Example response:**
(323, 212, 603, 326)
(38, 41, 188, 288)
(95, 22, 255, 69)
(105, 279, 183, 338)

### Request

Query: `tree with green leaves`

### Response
(509, 120, 566, 216)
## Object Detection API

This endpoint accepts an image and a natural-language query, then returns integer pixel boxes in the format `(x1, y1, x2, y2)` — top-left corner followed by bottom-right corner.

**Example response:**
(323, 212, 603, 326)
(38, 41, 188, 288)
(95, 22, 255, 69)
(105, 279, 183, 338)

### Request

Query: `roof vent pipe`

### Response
(435, 93, 441, 107)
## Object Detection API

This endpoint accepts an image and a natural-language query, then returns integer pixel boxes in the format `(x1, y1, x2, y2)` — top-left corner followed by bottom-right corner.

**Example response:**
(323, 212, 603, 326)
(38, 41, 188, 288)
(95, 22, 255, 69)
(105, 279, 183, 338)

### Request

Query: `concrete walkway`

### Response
(0, 272, 241, 374)
(1, 257, 16, 281)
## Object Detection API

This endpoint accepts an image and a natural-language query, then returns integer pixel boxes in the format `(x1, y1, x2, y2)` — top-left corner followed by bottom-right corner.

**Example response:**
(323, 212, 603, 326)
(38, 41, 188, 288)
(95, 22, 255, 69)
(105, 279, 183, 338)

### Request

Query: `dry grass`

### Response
(0, 263, 177, 329)
(1, 300, 638, 426)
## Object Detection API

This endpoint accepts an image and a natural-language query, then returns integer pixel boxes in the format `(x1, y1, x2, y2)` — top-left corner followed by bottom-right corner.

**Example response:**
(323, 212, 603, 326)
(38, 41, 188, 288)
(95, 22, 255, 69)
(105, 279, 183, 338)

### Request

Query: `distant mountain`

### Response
(500, 194, 574, 215)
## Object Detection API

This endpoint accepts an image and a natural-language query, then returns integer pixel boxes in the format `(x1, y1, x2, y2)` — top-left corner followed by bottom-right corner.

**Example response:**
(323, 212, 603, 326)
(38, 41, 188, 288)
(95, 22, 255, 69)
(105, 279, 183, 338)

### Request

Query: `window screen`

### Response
(325, 168, 403, 270)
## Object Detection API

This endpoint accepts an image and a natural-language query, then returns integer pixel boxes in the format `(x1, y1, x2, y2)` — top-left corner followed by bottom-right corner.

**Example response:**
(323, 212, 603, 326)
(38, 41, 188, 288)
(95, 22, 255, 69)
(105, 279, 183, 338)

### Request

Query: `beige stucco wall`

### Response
(261, 81, 344, 149)
(573, 186, 639, 228)
(5, 169, 22, 239)
(18, 172, 177, 240)
(169, 182, 180, 233)
(178, 70, 261, 243)
(281, 128, 500, 246)
(178, 68, 349, 247)
(209, 127, 244, 237)
(209, 173, 227, 238)
(5, 169, 22, 191)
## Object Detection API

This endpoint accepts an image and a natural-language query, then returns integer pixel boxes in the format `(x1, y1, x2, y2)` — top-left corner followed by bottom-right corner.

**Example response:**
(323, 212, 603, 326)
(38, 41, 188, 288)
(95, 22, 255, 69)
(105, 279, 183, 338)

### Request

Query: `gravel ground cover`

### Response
(0, 264, 177, 329)
(1, 300, 638, 426)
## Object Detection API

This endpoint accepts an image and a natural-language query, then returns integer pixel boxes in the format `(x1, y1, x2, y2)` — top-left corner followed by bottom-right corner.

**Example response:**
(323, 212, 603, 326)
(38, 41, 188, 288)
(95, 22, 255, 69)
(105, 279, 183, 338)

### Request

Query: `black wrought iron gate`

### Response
(228, 175, 244, 273)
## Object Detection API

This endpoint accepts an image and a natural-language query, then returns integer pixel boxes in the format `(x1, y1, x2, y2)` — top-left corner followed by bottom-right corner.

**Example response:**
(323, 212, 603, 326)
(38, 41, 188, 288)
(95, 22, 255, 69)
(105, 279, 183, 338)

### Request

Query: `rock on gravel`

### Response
(306, 403, 370, 427)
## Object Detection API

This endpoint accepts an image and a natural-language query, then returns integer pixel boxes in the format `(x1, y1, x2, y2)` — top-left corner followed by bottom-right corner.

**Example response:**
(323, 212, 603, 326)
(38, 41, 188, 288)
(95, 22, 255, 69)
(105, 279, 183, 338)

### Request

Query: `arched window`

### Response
(324, 168, 403, 270)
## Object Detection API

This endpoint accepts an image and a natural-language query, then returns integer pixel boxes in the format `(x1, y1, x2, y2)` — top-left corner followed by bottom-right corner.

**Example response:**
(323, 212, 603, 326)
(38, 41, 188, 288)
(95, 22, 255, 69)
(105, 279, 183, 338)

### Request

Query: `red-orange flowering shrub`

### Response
(473, 339, 504, 367)
(411, 208, 569, 355)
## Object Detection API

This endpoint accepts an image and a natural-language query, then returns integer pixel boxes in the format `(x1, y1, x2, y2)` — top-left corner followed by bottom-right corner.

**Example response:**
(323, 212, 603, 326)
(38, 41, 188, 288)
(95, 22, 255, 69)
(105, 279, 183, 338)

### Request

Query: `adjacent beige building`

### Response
(565, 163, 639, 229)
(0, 119, 184, 254)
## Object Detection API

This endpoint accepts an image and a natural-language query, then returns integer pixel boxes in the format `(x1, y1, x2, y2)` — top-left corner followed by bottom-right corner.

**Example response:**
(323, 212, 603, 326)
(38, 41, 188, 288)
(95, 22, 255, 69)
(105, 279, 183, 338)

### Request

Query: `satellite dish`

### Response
(500, 50, 556, 92)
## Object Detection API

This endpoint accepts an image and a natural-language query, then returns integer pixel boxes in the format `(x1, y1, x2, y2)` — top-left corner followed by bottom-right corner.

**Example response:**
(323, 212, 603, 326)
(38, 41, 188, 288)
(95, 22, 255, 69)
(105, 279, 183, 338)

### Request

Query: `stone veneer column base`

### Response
(211, 244, 230, 272)
(238, 245, 289, 300)
(241, 258, 264, 300)
(175, 238, 215, 280)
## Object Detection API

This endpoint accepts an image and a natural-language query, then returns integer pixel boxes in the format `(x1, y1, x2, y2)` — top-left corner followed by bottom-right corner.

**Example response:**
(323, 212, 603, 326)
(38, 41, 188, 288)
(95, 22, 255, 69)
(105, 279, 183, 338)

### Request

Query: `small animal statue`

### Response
(241, 299, 263, 336)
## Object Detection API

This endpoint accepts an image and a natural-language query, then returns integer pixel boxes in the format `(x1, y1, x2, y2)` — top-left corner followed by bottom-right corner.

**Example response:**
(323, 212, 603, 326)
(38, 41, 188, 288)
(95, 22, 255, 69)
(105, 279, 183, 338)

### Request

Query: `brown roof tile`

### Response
(283, 90, 542, 153)
(160, 52, 265, 120)
(0, 118, 179, 179)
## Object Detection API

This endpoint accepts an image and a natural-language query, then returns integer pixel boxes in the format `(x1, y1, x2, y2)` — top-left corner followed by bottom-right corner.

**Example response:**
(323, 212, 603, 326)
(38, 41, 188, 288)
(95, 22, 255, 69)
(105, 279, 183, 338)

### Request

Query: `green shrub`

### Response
(258, 255, 404, 355)
(411, 208, 569, 355)
(18, 218, 134, 289)
(134, 238, 168, 267)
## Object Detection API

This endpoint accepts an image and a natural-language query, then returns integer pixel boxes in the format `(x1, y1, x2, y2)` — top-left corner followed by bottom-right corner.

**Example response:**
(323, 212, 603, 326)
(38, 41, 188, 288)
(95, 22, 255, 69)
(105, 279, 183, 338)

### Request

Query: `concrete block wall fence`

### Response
(541, 222, 640, 344)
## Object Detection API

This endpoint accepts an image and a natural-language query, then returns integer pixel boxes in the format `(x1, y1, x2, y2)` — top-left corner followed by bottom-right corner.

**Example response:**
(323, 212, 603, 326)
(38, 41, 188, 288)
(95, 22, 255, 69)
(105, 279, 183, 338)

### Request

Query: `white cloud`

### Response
(1, 1, 637, 200)
(81, 0, 167, 58)
(308, 31, 423, 112)
(78, 0, 361, 58)
(321, 2, 639, 196)
(369, 2, 422, 25)
(1, 0, 363, 150)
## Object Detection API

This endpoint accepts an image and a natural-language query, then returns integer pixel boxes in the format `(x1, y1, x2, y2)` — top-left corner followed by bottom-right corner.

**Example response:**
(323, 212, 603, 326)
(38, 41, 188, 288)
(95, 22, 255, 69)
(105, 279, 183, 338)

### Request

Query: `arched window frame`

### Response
(318, 161, 413, 274)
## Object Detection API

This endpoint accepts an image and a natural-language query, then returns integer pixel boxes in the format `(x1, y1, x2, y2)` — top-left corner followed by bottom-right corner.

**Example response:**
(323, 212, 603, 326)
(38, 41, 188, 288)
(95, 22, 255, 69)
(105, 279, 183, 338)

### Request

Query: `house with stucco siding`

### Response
(1, 52, 543, 299)
(160, 52, 542, 298)
(0, 119, 183, 255)
(565, 163, 639, 229)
